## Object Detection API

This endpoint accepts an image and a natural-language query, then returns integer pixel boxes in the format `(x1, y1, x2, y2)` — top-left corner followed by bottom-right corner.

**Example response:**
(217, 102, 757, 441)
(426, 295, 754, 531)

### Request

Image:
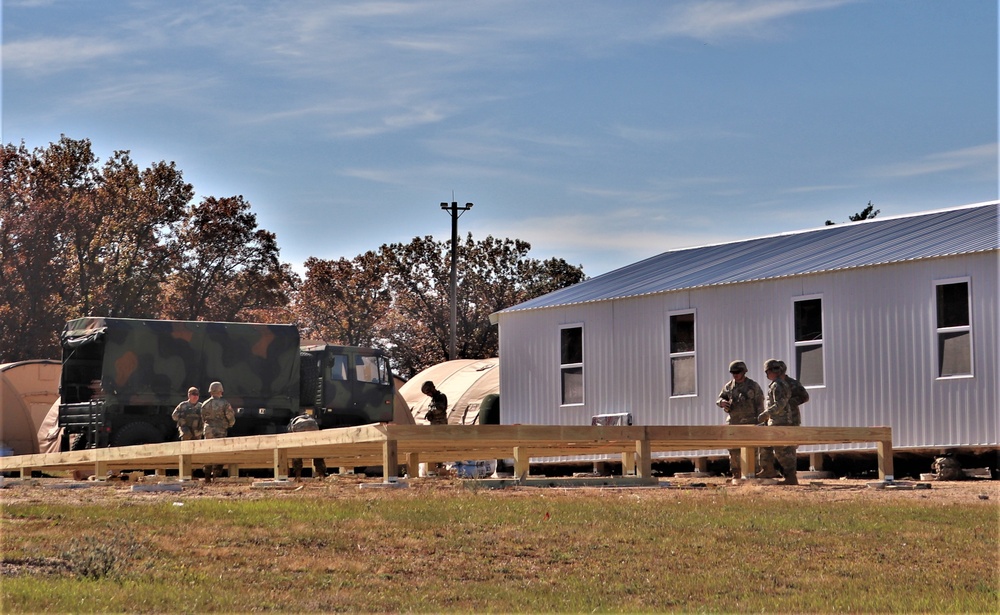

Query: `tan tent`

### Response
(0, 360, 61, 456)
(400, 359, 499, 425)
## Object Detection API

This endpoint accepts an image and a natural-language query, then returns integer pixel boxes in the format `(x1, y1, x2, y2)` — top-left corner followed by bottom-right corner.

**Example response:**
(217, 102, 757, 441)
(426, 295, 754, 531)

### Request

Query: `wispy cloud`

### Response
(874, 143, 997, 179)
(652, 0, 858, 43)
(2, 37, 124, 74)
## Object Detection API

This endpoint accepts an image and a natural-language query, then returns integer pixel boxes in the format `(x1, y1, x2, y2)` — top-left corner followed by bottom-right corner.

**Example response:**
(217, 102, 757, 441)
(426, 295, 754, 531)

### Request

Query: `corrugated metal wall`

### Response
(498, 252, 998, 457)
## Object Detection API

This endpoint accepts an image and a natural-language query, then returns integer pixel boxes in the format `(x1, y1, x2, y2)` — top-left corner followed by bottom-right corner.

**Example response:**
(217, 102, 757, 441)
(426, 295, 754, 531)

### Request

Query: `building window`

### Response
(560, 325, 584, 405)
(794, 297, 824, 386)
(669, 311, 696, 396)
(936, 280, 972, 377)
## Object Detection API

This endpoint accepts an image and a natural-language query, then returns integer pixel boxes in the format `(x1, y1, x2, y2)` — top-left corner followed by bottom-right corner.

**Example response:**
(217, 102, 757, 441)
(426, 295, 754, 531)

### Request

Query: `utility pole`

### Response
(440, 199, 473, 360)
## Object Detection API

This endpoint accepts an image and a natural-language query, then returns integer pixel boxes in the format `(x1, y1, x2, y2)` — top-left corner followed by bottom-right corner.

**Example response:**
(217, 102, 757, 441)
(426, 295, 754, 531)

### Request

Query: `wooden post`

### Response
(621, 451, 636, 476)
(405, 452, 419, 478)
(179, 455, 192, 480)
(154, 467, 166, 477)
(877, 439, 894, 482)
(739, 447, 756, 479)
(693, 457, 708, 473)
(513, 446, 530, 479)
(383, 439, 398, 482)
(94, 459, 107, 480)
(809, 453, 824, 472)
(635, 438, 652, 479)
(228, 464, 239, 478)
(19, 465, 32, 479)
(274, 449, 289, 480)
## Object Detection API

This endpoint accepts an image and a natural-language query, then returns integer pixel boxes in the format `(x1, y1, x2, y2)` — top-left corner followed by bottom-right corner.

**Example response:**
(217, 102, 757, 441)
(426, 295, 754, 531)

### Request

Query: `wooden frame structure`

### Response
(0, 424, 894, 482)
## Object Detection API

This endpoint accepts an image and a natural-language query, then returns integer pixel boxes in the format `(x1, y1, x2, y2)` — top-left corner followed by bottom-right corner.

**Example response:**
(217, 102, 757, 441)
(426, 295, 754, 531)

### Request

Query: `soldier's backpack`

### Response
(290, 415, 319, 433)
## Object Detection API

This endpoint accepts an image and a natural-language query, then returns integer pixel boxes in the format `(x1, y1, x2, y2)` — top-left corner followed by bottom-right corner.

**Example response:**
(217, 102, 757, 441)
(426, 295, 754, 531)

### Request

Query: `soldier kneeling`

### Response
(289, 413, 327, 481)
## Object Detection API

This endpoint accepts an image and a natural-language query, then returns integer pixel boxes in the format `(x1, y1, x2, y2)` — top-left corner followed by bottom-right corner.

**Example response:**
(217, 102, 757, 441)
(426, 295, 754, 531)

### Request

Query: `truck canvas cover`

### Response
(60, 317, 300, 410)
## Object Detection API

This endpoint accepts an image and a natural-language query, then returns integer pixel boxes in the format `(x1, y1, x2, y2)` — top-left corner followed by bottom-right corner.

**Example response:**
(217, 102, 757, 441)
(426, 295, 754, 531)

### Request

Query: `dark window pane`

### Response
(561, 366, 583, 404)
(670, 313, 695, 353)
(561, 327, 582, 365)
(330, 355, 348, 381)
(936, 283, 969, 328)
(670, 356, 695, 395)
(794, 299, 823, 342)
(796, 344, 824, 386)
(938, 331, 972, 376)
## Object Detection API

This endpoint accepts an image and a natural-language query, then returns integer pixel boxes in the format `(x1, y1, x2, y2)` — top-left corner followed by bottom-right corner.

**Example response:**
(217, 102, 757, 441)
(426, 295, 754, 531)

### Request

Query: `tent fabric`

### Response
(399, 359, 499, 425)
(0, 360, 61, 456)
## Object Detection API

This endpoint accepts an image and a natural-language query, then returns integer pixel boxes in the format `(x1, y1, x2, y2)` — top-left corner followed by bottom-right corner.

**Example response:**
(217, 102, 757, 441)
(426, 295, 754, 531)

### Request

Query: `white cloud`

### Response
(2, 37, 124, 74)
(874, 143, 998, 179)
(653, 0, 858, 43)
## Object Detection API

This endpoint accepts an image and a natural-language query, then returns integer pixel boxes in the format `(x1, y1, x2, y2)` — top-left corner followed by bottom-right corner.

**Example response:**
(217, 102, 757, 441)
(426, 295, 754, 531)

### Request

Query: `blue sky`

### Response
(3, 0, 997, 277)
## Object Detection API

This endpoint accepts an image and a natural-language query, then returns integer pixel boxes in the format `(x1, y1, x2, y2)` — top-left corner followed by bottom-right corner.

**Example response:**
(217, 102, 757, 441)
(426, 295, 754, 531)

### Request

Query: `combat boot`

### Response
(779, 470, 798, 485)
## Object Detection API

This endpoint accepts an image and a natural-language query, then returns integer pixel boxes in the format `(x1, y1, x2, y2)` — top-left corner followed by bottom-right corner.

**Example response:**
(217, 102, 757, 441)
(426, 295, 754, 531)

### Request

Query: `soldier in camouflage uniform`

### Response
(716, 360, 764, 477)
(932, 455, 964, 480)
(776, 360, 809, 426)
(201, 381, 235, 482)
(171, 387, 203, 441)
(289, 412, 327, 481)
(757, 359, 797, 484)
(421, 381, 449, 425)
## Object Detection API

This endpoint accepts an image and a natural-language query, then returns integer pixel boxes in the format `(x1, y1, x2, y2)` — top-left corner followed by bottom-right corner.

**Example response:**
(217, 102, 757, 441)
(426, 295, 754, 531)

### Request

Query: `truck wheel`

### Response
(111, 422, 164, 447)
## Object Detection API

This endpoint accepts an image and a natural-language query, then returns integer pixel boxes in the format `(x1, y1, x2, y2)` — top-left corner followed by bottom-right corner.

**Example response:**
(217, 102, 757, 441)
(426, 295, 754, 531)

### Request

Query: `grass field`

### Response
(2, 477, 998, 613)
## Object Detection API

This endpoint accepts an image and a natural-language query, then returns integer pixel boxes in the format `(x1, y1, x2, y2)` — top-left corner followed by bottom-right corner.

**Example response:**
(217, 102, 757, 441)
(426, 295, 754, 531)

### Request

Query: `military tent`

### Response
(0, 360, 61, 456)
(400, 359, 499, 425)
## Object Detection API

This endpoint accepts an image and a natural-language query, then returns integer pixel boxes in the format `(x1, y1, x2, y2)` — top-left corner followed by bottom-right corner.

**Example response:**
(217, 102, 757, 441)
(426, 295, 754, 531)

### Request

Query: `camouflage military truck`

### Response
(58, 317, 396, 448)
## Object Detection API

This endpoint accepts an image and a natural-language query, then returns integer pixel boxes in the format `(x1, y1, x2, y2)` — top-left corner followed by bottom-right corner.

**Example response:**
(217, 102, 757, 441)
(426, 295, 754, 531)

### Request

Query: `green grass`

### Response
(3, 489, 997, 613)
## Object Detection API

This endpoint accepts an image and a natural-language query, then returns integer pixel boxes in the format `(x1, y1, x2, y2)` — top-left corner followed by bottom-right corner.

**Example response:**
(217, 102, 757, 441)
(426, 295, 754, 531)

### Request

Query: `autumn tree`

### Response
(377, 234, 585, 378)
(0, 141, 76, 359)
(161, 196, 294, 322)
(294, 252, 391, 347)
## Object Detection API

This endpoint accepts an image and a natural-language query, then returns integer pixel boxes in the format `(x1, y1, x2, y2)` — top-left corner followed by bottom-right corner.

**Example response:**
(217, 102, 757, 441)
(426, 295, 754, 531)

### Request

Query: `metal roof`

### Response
(498, 201, 999, 315)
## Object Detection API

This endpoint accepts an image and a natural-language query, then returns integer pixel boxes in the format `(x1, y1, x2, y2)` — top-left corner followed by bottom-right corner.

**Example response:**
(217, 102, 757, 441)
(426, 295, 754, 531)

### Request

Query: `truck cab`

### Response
(299, 344, 395, 428)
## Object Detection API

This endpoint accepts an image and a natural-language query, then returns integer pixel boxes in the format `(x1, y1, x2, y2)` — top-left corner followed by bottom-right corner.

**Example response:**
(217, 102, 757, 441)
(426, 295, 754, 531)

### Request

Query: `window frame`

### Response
(934, 277, 974, 379)
(792, 294, 825, 388)
(668, 309, 697, 398)
(559, 323, 585, 407)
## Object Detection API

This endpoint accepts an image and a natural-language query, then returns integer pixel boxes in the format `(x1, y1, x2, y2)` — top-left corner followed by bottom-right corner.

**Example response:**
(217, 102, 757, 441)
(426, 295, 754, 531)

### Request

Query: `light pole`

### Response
(440, 200, 473, 360)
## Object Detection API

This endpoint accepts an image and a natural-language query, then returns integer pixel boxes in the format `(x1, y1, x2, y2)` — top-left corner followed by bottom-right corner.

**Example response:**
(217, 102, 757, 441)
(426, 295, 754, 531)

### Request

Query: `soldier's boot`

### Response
(314, 460, 327, 479)
(779, 468, 798, 485)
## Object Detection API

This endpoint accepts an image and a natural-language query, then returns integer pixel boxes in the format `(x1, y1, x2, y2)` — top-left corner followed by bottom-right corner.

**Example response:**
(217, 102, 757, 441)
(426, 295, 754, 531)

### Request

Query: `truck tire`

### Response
(111, 422, 164, 447)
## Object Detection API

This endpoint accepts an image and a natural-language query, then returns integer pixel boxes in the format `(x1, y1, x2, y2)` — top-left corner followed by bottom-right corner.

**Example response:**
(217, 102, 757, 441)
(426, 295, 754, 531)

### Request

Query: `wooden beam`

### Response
(382, 439, 398, 482)
(178, 454, 192, 480)
(513, 446, 530, 479)
(740, 447, 756, 479)
(635, 438, 652, 479)
(273, 449, 288, 480)
(877, 439, 894, 481)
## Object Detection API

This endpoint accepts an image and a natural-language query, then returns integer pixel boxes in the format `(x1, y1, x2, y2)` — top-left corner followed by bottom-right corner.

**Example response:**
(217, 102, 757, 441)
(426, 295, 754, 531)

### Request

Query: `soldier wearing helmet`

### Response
(171, 386, 203, 441)
(716, 360, 764, 478)
(758, 359, 797, 484)
(200, 381, 235, 482)
(421, 381, 448, 425)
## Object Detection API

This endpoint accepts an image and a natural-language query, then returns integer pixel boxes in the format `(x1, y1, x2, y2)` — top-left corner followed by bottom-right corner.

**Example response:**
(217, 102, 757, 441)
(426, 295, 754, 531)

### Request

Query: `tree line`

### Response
(1, 136, 585, 377)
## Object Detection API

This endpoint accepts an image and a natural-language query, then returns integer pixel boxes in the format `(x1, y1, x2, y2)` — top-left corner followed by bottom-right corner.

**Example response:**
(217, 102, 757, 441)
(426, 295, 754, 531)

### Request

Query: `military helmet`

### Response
(187, 387, 199, 396)
(763, 359, 782, 373)
(421, 380, 435, 395)
(209, 381, 224, 394)
(776, 360, 787, 374)
(728, 360, 747, 374)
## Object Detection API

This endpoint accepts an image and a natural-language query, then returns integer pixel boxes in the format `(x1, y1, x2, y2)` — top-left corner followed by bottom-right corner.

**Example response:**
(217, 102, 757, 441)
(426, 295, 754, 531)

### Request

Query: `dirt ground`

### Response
(1, 473, 998, 506)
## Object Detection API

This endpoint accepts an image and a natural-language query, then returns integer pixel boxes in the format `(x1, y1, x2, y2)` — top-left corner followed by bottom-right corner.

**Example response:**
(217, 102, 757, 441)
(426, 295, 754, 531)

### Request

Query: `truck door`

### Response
(350, 353, 394, 423)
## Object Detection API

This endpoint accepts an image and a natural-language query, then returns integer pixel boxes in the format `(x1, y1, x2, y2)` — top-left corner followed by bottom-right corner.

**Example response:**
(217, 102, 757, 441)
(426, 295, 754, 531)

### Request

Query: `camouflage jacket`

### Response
(717, 378, 764, 425)
(424, 391, 449, 425)
(782, 376, 809, 426)
(763, 379, 792, 425)
(200, 396, 235, 430)
(171, 401, 203, 430)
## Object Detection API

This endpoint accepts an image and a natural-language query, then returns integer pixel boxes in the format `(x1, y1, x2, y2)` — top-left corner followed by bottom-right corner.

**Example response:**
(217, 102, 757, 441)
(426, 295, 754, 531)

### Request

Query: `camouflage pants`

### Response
(758, 446, 797, 478)
(178, 427, 200, 441)
(291, 457, 328, 480)
(203, 427, 228, 479)
(728, 448, 761, 478)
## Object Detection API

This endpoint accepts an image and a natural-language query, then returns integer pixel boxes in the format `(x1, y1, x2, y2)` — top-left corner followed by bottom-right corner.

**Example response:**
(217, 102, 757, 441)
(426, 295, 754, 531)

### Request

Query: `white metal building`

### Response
(492, 202, 998, 458)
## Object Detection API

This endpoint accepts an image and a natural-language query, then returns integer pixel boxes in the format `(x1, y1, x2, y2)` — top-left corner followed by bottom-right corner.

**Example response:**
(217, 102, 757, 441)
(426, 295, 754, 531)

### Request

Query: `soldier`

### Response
(288, 412, 327, 481)
(758, 359, 797, 484)
(200, 381, 235, 482)
(776, 360, 809, 426)
(716, 360, 764, 478)
(932, 455, 964, 480)
(421, 381, 448, 425)
(171, 387, 203, 441)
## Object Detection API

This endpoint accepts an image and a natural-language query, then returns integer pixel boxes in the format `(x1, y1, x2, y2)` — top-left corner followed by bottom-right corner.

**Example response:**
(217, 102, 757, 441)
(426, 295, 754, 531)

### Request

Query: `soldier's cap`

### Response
(763, 359, 782, 372)
(209, 381, 224, 393)
(187, 387, 199, 396)
(728, 361, 747, 374)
